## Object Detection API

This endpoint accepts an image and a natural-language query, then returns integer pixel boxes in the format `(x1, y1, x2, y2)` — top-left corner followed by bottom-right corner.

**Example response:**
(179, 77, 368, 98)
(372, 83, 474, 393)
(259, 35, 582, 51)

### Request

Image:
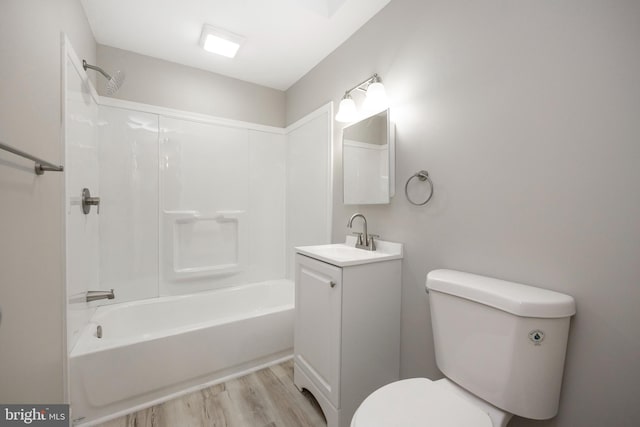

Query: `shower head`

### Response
(104, 70, 125, 96)
(82, 59, 126, 96)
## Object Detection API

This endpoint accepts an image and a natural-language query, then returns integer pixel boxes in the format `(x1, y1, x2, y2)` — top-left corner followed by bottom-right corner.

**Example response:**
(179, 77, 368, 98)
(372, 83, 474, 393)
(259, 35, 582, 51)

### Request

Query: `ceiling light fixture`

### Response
(335, 73, 388, 123)
(200, 24, 245, 58)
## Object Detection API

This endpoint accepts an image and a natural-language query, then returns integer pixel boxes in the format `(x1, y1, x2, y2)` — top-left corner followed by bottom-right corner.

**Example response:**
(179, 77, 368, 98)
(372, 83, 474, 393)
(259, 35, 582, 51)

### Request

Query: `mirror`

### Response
(342, 109, 394, 204)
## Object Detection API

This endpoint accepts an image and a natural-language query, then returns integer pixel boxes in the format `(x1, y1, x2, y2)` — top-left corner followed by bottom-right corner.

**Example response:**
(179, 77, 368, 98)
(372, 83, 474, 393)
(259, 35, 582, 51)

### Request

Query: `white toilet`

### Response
(351, 269, 576, 427)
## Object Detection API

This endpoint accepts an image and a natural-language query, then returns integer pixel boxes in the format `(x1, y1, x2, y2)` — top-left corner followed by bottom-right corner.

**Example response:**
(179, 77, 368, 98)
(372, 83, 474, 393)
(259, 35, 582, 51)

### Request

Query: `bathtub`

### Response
(69, 279, 294, 426)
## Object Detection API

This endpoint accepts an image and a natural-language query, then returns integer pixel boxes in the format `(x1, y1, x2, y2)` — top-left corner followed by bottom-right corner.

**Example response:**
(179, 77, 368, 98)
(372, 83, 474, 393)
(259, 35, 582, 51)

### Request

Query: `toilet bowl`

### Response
(350, 378, 511, 427)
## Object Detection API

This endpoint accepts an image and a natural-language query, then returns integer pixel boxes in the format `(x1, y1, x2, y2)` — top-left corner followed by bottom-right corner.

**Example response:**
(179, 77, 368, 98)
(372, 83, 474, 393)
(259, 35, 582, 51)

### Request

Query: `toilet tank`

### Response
(426, 269, 575, 420)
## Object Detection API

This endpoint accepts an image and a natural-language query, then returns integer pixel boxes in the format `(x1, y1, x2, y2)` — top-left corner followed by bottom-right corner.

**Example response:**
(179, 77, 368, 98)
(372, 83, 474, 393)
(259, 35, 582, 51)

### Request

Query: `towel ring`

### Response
(405, 170, 434, 206)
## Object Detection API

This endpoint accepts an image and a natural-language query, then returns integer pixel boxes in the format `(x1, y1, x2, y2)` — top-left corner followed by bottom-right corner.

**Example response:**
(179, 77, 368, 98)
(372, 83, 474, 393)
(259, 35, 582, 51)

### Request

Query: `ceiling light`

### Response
(200, 24, 245, 58)
(335, 74, 389, 123)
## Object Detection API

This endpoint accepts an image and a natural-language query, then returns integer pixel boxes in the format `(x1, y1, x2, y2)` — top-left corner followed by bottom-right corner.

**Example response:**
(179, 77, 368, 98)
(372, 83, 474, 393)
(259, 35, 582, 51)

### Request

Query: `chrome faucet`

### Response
(86, 289, 115, 303)
(347, 213, 378, 251)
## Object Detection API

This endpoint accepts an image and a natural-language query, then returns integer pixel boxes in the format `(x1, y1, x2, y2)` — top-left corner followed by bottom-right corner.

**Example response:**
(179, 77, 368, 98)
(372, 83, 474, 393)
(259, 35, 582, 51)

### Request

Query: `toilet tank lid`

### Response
(426, 269, 576, 318)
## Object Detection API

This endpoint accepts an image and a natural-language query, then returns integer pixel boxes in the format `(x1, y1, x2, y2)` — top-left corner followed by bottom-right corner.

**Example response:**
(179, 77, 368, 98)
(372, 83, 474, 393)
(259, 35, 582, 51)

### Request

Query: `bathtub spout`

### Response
(86, 289, 115, 303)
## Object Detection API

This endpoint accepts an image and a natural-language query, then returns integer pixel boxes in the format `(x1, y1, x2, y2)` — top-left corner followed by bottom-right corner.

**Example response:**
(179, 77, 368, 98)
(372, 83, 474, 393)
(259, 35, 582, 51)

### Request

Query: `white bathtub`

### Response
(69, 279, 294, 426)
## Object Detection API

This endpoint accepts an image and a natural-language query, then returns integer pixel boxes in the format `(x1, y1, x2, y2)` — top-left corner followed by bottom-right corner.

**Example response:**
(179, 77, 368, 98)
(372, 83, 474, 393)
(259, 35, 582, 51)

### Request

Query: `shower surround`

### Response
(63, 38, 331, 425)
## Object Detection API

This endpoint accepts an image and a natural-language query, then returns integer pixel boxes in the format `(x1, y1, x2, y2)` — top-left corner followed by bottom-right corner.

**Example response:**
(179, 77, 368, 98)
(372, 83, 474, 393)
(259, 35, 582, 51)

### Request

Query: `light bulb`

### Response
(335, 97, 358, 123)
(363, 82, 388, 113)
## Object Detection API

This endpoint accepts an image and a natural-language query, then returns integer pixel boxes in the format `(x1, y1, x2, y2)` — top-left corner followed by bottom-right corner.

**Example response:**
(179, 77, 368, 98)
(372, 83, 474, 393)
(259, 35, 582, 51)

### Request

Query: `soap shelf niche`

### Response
(163, 210, 247, 281)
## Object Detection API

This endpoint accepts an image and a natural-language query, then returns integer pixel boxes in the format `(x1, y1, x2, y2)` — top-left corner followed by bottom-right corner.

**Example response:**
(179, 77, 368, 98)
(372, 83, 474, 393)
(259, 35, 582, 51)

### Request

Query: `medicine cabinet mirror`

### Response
(342, 109, 394, 204)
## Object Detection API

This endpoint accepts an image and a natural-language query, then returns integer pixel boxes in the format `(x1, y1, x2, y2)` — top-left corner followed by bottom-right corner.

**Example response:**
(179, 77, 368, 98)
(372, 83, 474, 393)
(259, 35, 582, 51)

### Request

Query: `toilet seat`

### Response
(351, 378, 493, 427)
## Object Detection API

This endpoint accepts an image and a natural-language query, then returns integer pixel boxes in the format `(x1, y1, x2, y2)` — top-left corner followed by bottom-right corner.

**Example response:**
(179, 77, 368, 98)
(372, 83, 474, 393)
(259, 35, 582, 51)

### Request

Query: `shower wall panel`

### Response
(248, 130, 287, 282)
(285, 110, 332, 279)
(159, 117, 286, 295)
(98, 106, 159, 304)
(67, 93, 321, 308)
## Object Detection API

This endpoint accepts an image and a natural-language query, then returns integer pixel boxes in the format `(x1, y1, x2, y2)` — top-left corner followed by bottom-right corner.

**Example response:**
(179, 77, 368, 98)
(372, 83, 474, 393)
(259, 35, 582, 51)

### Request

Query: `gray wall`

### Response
(97, 45, 286, 127)
(286, 0, 640, 426)
(0, 0, 96, 402)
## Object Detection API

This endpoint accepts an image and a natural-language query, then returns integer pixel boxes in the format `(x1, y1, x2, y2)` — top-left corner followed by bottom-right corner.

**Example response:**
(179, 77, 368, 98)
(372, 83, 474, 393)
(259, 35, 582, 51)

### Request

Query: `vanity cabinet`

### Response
(293, 241, 402, 427)
(295, 254, 343, 407)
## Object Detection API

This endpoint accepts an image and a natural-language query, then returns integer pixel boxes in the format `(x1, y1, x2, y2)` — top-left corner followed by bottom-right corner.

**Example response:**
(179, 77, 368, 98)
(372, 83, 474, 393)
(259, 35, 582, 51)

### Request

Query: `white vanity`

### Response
(294, 236, 403, 427)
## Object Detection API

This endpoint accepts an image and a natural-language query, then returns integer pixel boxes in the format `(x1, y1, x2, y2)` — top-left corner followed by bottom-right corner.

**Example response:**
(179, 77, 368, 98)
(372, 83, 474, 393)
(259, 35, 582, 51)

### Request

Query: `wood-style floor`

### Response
(97, 360, 327, 427)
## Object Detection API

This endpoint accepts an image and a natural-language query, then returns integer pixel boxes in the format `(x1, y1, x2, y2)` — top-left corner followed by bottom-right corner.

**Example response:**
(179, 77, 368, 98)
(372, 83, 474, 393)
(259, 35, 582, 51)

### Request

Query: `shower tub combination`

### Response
(64, 36, 331, 426)
(69, 279, 294, 426)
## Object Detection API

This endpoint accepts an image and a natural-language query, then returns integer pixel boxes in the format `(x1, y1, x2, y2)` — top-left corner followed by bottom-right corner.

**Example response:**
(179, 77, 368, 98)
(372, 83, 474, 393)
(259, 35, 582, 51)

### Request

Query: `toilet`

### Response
(351, 269, 576, 427)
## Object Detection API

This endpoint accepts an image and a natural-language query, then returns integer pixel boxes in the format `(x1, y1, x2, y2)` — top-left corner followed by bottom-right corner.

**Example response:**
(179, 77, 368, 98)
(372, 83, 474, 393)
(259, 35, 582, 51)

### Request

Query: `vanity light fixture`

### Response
(335, 73, 388, 123)
(200, 24, 245, 58)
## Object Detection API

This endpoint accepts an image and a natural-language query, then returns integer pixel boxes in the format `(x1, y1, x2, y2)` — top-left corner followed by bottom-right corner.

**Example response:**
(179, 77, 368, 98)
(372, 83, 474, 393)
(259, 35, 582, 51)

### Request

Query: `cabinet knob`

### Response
(330, 281, 336, 288)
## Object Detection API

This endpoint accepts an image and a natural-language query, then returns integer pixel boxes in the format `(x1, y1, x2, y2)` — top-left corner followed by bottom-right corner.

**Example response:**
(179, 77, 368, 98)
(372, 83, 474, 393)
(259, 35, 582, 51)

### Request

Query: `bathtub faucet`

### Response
(86, 289, 115, 303)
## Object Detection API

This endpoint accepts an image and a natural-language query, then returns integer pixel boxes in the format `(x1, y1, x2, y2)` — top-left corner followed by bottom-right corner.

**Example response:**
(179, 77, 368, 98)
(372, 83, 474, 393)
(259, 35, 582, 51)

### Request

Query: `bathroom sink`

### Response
(296, 236, 403, 267)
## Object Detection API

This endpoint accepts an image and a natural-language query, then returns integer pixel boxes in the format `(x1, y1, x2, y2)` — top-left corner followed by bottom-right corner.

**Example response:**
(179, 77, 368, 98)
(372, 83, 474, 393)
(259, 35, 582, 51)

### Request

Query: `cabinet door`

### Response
(294, 254, 342, 407)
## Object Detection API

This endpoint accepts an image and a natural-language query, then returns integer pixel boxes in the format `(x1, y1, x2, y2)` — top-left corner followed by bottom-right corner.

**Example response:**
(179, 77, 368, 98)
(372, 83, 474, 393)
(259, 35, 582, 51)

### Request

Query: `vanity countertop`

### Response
(296, 236, 403, 267)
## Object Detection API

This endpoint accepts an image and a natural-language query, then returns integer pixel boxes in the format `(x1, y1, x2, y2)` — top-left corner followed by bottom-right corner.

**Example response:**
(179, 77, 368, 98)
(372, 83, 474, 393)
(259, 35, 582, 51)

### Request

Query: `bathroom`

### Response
(1, 0, 639, 426)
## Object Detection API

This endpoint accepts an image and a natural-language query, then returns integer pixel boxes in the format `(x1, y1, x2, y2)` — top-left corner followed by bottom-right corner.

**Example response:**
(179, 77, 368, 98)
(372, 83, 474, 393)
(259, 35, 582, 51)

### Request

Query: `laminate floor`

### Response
(97, 360, 326, 427)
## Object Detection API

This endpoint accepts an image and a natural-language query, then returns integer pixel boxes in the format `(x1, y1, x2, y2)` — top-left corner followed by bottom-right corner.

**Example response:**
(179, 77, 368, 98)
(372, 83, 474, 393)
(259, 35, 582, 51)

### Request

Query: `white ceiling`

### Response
(80, 0, 392, 91)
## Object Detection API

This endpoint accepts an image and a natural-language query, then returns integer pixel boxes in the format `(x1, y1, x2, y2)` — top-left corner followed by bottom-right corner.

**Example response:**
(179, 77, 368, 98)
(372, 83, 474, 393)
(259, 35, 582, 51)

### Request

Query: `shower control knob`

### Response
(82, 188, 101, 215)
